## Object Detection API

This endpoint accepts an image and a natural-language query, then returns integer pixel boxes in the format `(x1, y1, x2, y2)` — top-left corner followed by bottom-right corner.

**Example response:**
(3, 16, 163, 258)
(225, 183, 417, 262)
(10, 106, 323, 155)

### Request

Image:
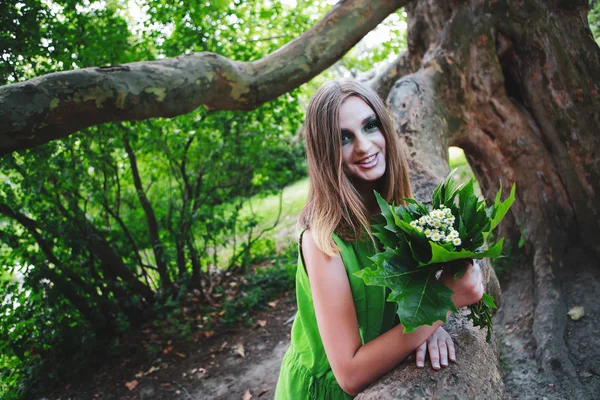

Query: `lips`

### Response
(355, 153, 379, 169)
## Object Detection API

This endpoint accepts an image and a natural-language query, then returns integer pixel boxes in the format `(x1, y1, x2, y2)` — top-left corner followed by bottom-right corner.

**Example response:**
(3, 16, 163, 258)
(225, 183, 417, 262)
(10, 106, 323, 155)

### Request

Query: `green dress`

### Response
(275, 233, 397, 399)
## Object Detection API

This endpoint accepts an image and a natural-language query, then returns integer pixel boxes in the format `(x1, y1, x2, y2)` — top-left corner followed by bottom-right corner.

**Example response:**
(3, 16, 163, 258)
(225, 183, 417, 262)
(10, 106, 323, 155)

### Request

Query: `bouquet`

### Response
(355, 171, 516, 342)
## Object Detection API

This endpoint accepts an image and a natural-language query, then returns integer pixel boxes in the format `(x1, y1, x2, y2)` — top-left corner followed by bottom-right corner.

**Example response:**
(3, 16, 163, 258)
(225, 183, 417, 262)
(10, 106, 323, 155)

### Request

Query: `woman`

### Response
(275, 80, 484, 399)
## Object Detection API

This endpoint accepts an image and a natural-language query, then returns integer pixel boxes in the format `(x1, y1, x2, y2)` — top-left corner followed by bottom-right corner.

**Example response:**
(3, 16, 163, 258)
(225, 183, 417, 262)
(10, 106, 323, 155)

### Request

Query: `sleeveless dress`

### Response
(274, 233, 397, 399)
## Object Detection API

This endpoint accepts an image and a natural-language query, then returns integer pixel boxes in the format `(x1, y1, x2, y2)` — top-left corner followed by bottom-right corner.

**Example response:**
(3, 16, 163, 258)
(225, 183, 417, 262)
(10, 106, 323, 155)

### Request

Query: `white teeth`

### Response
(357, 154, 376, 164)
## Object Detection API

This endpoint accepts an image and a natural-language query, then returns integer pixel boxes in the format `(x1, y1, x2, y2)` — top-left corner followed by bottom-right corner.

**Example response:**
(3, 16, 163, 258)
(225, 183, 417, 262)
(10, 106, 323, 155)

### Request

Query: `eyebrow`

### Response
(340, 114, 378, 134)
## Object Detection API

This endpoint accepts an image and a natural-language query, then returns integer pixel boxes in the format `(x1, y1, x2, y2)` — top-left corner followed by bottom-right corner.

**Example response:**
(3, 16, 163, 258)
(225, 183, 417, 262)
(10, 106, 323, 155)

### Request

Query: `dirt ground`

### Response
(43, 291, 297, 400)
(43, 258, 600, 400)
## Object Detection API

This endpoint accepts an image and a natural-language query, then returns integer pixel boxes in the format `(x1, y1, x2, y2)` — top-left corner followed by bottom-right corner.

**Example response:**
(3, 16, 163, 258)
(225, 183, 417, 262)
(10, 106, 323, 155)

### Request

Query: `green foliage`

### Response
(355, 173, 515, 337)
(590, 0, 600, 45)
(221, 246, 297, 324)
(0, 0, 406, 397)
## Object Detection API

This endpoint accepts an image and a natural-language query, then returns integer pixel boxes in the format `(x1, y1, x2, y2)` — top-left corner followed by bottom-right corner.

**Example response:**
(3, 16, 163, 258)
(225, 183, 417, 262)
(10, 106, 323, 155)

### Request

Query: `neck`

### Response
(353, 179, 382, 216)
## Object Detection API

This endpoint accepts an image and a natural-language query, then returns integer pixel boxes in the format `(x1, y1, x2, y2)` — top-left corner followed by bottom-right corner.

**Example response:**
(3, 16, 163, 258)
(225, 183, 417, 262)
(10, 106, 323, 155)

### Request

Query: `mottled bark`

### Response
(360, 0, 600, 398)
(0, 0, 412, 155)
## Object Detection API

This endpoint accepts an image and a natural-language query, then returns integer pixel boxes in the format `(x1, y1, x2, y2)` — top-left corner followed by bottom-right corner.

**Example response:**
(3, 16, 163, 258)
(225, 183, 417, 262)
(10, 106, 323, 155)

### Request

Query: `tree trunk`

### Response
(360, 0, 600, 398)
(123, 136, 172, 289)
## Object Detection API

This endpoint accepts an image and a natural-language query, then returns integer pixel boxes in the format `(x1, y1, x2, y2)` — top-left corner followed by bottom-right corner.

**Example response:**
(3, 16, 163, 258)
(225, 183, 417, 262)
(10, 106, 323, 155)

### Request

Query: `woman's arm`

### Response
(302, 230, 482, 396)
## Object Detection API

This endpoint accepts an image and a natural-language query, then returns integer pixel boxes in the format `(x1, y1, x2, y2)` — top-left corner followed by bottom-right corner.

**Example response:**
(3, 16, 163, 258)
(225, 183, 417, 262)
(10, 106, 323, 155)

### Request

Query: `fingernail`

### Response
(417, 361, 424, 367)
(441, 361, 448, 366)
(433, 362, 440, 369)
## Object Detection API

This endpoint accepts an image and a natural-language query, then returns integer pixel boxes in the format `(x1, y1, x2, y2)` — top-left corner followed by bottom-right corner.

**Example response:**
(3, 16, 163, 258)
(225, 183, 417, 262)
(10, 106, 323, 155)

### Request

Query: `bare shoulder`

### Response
(301, 229, 344, 279)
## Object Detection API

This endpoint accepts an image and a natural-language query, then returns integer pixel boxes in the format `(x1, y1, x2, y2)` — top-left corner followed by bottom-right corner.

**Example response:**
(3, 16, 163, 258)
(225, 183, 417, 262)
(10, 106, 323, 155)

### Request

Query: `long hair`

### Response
(299, 80, 412, 256)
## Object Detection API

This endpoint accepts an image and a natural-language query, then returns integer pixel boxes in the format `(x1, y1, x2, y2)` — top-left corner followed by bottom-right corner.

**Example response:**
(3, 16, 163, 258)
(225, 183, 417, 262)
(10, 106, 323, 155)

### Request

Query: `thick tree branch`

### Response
(0, 0, 412, 155)
(368, 50, 417, 99)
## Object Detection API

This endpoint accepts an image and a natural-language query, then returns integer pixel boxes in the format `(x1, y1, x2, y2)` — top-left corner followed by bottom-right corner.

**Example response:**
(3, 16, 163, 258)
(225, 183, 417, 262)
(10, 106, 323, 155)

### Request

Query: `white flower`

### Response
(425, 229, 432, 238)
(416, 226, 423, 232)
(410, 220, 417, 228)
(433, 220, 441, 228)
(418, 217, 426, 226)
(453, 237, 462, 246)
(431, 232, 441, 241)
(425, 216, 433, 225)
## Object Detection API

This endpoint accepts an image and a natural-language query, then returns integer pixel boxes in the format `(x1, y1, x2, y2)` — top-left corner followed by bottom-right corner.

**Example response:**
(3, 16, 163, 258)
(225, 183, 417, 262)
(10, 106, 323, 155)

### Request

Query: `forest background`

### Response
(1, 0, 599, 399)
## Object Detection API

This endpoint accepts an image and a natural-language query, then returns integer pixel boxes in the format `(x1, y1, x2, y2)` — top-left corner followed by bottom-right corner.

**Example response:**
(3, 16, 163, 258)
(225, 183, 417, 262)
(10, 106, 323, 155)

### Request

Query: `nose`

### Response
(354, 132, 371, 154)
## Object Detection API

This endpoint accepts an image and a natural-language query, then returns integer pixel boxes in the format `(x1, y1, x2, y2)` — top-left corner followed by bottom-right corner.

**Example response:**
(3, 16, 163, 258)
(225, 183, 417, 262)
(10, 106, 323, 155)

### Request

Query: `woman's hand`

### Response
(414, 326, 456, 370)
(440, 260, 484, 309)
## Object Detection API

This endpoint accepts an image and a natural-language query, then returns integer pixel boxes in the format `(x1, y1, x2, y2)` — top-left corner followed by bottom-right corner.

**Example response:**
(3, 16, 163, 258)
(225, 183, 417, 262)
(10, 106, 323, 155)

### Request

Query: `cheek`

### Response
(376, 133, 386, 153)
(341, 147, 353, 165)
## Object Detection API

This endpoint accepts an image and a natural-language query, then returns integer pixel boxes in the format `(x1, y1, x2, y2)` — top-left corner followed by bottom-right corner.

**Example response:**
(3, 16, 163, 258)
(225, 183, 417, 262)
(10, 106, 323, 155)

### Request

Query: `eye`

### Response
(364, 118, 380, 133)
(341, 132, 352, 145)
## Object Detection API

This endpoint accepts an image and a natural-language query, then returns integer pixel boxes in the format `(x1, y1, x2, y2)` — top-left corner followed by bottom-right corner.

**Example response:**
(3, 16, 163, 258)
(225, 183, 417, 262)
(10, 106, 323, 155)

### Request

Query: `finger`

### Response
(438, 340, 448, 367)
(447, 336, 456, 362)
(415, 341, 427, 368)
(428, 340, 440, 370)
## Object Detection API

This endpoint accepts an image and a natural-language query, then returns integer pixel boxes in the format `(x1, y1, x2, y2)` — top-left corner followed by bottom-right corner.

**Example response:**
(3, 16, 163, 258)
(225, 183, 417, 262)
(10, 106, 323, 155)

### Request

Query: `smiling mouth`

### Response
(356, 153, 377, 164)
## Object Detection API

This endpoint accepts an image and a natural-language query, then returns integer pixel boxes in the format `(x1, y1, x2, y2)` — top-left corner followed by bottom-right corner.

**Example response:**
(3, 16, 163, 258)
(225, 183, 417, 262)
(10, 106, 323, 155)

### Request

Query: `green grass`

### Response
(238, 177, 309, 247)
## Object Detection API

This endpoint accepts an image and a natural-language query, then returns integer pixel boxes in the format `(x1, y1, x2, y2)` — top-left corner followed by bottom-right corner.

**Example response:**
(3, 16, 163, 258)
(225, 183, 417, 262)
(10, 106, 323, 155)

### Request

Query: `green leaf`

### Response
(488, 183, 516, 232)
(354, 265, 456, 332)
(481, 293, 497, 309)
(374, 191, 398, 233)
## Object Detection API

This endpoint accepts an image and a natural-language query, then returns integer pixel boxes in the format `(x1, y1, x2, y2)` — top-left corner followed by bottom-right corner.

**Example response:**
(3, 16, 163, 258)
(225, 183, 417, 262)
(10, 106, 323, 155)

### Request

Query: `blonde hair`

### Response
(299, 80, 412, 256)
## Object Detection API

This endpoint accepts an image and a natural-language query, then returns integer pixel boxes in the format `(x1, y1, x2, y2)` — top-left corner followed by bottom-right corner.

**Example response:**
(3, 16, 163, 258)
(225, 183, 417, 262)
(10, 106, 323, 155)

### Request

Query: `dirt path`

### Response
(45, 292, 296, 400)
(493, 248, 600, 400)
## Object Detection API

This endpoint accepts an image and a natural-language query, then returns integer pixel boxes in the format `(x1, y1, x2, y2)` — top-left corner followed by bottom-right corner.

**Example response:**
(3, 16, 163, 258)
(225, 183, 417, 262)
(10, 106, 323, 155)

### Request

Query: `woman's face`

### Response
(338, 96, 387, 187)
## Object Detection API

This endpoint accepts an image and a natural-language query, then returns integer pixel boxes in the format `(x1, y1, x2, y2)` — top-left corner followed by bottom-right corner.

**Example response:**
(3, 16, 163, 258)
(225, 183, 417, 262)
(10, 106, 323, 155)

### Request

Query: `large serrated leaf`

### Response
(354, 264, 456, 332)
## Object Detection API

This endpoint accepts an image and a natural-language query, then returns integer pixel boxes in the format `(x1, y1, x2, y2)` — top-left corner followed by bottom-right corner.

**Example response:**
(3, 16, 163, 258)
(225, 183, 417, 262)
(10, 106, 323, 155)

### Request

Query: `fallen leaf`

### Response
(257, 388, 270, 397)
(163, 345, 175, 355)
(568, 306, 585, 321)
(145, 365, 161, 375)
(257, 320, 267, 328)
(135, 371, 143, 379)
(125, 380, 139, 391)
(268, 300, 278, 308)
(176, 352, 187, 358)
(242, 390, 252, 400)
(219, 341, 228, 351)
(204, 330, 215, 338)
(236, 343, 246, 358)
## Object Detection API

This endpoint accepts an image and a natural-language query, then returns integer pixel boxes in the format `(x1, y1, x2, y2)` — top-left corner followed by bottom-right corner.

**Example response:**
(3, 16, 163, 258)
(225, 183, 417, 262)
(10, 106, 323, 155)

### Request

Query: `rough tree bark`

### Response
(360, 0, 600, 398)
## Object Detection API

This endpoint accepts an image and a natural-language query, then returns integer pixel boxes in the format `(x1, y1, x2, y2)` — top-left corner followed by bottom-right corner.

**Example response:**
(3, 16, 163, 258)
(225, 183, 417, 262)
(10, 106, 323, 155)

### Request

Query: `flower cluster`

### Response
(409, 206, 462, 246)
